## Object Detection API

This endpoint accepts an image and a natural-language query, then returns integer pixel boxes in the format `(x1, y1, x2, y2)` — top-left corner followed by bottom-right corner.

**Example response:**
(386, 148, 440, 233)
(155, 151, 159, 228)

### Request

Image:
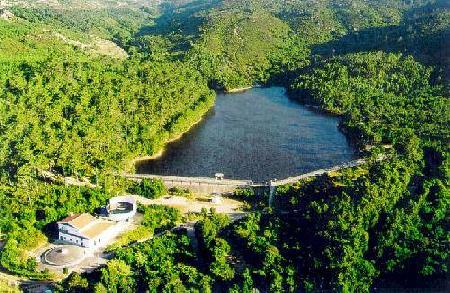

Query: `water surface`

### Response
(136, 87, 357, 181)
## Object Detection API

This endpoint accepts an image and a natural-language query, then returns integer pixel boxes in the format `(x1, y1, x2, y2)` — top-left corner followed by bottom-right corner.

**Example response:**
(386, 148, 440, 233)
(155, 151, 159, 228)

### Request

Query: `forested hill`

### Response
(0, 0, 448, 292)
(151, 0, 449, 90)
(0, 0, 216, 281)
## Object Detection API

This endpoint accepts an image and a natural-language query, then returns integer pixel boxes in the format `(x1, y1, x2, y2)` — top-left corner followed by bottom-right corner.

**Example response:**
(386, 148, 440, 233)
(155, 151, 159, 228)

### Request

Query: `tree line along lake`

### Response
(135, 87, 358, 181)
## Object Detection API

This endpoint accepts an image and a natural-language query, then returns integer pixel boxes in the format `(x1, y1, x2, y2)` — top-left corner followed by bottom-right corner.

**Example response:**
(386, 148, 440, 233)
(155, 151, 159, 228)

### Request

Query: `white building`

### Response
(57, 213, 119, 248)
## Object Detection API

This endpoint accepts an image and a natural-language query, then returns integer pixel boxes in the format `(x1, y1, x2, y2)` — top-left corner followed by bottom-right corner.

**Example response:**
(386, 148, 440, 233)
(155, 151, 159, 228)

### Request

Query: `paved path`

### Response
(273, 159, 366, 186)
(124, 174, 251, 186)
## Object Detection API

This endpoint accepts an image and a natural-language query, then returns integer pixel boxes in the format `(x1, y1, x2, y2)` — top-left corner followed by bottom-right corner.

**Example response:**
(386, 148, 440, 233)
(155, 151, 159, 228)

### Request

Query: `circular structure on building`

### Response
(107, 196, 137, 221)
(43, 245, 85, 267)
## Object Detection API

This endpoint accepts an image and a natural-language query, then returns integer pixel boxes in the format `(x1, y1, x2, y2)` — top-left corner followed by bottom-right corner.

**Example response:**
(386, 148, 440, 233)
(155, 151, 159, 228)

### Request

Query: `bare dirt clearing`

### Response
(132, 194, 245, 216)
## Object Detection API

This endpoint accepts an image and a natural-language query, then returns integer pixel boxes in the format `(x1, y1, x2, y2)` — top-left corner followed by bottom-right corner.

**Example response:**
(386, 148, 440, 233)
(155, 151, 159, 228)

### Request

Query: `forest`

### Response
(0, 0, 448, 292)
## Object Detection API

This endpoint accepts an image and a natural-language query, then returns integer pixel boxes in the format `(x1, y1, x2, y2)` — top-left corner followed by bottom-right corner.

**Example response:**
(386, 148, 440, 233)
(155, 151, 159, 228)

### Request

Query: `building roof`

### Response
(59, 213, 96, 230)
(81, 221, 115, 239)
(59, 213, 115, 240)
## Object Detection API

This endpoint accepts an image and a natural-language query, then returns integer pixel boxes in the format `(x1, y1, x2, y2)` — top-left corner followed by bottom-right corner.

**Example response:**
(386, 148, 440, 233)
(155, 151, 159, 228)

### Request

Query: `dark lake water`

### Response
(136, 87, 357, 181)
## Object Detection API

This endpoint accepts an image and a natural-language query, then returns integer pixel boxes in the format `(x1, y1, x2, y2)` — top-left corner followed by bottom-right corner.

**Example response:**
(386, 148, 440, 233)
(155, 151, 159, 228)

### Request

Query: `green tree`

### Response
(100, 259, 135, 293)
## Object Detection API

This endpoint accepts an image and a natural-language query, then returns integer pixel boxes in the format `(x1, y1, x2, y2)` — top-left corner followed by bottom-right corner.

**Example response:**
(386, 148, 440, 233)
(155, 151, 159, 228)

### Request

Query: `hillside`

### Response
(0, 0, 156, 9)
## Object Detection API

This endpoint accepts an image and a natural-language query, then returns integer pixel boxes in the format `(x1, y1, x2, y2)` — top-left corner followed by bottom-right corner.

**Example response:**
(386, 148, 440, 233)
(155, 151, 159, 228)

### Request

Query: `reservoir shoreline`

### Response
(225, 84, 261, 93)
(134, 87, 357, 181)
(131, 110, 211, 166)
(132, 86, 261, 166)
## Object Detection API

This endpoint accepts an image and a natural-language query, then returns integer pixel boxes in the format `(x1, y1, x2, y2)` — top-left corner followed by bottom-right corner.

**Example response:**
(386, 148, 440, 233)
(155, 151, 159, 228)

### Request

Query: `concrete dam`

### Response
(126, 159, 366, 195)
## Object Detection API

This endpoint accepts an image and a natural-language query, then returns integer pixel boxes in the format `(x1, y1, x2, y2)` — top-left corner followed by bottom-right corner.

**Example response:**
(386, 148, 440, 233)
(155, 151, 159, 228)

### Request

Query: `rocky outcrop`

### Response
(0, 8, 14, 20)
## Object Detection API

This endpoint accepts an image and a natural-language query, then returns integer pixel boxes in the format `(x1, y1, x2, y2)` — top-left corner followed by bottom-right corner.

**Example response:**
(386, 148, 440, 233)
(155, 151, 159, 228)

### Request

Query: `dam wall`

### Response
(125, 159, 366, 195)
(124, 174, 252, 194)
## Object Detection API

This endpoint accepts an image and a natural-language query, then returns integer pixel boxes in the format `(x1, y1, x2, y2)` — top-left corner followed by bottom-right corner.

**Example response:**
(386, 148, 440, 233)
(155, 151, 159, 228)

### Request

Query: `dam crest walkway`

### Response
(124, 159, 366, 193)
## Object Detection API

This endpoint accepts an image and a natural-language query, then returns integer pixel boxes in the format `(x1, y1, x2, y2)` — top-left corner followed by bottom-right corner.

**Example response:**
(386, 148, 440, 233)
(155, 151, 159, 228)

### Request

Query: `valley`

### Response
(0, 0, 448, 292)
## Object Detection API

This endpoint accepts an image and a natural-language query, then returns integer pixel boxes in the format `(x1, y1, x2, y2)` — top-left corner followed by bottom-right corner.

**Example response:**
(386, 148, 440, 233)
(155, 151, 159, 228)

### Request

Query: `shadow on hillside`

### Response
(312, 25, 449, 64)
(135, 0, 221, 43)
(312, 3, 450, 86)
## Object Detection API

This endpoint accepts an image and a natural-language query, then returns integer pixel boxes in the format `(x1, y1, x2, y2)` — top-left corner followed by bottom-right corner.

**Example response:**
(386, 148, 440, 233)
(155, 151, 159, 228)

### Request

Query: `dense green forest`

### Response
(0, 0, 448, 291)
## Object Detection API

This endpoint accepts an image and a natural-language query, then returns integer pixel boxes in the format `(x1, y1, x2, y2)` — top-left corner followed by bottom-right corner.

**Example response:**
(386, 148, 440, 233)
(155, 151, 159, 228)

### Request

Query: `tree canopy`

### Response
(0, 0, 448, 291)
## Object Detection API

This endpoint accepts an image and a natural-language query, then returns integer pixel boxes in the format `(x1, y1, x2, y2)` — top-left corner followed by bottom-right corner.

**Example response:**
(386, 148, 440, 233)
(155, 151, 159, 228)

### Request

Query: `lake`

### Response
(135, 87, 357, 181)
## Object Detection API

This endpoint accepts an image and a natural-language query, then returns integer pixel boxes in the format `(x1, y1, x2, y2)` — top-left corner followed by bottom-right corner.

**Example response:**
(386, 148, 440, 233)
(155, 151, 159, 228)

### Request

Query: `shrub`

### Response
(139, 205, 181, 233)
(169, 187, 194, 198)
(233, 188, 255, 200)
(105, 226, 153, 252)
(129, 179, 167, 199)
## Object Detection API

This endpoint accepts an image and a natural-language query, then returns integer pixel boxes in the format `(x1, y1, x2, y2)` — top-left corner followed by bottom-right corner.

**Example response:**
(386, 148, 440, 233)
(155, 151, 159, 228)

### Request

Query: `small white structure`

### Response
(106, 196, 137, 222)
(57, 213, 119, 248)
(211, 194, 223, 204)
(215, 173, 224, 180)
